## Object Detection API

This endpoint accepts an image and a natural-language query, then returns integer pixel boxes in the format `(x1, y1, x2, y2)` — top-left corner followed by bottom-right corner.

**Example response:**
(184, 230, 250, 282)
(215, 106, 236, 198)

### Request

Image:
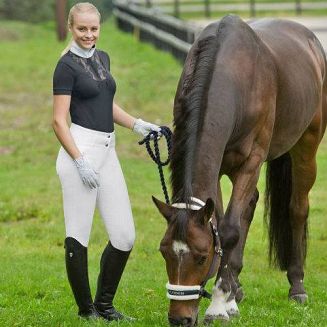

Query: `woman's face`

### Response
(70, 12, 100, 49)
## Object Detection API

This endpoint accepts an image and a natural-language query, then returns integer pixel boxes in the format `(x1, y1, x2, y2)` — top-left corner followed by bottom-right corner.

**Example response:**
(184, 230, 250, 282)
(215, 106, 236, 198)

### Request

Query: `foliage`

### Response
(0, 0, 55, 23)
(0, 0, 113, 23)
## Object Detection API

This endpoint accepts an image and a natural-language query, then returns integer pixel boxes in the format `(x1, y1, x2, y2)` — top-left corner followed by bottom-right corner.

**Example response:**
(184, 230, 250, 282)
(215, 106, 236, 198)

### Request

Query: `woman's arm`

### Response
(52, 95, 81, 159)
(112, 101, 136, 130)
(113, 101, 161, 138)
(52, 95, 99, 189)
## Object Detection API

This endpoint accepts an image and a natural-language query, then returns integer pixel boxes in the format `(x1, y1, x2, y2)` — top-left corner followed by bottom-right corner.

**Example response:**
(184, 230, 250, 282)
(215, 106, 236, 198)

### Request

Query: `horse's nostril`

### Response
(168, 317, 180, 326)
(168, 316, 193, 326)
(182, 317, 192, 326)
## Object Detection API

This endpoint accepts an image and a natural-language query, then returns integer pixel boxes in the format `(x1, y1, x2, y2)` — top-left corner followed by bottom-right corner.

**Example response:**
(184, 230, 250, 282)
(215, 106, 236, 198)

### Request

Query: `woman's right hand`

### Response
(74, 155, 100, 189)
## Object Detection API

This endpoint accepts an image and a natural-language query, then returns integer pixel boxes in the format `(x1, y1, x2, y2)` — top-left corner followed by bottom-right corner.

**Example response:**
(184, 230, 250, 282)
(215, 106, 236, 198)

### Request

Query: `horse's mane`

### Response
(169, 20, 228, 241)
(170, 21, 224, 206)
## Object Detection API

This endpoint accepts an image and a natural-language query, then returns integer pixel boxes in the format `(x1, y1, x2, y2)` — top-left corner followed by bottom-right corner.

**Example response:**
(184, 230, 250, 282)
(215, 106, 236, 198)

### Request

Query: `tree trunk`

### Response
(55, 0, 67, 41)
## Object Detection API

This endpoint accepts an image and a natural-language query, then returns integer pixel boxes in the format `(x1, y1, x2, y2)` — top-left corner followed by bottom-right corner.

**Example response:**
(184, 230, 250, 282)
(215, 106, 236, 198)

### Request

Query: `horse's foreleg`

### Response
(205, 151, 265, 322)
(230, 188, 259, 303)
(204, 182, 231, 322)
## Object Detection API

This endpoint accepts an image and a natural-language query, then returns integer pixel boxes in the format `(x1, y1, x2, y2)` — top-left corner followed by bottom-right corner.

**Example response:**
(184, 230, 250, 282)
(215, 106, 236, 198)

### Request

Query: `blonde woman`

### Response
(52, 2, 160, 321)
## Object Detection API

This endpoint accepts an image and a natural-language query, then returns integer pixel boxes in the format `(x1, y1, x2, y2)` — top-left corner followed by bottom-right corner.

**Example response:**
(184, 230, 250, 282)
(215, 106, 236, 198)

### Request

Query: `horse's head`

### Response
(153, 196, 222, 327)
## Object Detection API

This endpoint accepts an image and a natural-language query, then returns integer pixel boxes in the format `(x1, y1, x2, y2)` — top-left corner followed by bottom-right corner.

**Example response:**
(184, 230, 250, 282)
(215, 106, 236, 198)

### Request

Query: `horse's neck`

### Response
(191, 129, 226, 201)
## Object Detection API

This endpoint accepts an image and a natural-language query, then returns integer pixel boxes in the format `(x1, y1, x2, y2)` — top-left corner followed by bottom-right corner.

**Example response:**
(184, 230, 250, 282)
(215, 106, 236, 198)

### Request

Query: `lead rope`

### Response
(138, 126, 173, 204)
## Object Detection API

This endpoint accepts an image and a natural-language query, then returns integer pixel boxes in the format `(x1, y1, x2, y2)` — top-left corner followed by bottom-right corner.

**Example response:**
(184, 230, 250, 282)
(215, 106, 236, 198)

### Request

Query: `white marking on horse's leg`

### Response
(225, 298, 239, 316)
(204, 278, 230, 321)
(172, 241, 190, 255)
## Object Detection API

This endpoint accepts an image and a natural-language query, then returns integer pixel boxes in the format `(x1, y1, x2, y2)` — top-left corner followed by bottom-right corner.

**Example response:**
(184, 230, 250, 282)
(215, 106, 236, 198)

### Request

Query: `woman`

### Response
(52, 2, 160, 321)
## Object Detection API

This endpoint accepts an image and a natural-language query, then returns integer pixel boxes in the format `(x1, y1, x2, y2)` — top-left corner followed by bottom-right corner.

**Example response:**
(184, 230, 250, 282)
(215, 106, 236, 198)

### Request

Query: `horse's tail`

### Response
(264, 152, 296, 270)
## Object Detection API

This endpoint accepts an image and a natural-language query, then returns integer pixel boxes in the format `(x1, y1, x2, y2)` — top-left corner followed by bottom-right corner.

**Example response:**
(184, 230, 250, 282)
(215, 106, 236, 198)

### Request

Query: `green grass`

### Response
(179, 9, 327, 20)
(137, 0, 327, 19)
(0, 18, 327, 326)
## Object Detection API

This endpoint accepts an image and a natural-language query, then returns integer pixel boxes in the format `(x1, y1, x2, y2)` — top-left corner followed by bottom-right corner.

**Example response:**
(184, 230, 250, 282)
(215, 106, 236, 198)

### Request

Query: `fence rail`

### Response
(114, 0, 199, 61)
(133, 0, 327, 17)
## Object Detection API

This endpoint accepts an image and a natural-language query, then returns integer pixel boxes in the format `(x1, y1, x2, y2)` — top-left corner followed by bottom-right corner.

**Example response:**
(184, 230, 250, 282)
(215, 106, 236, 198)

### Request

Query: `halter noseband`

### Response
(166, 197, 223, 301)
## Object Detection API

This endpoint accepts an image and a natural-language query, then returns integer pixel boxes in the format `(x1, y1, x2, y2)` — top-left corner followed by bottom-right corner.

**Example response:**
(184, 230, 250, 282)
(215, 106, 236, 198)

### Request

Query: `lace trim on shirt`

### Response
(69, 51, 109, 81)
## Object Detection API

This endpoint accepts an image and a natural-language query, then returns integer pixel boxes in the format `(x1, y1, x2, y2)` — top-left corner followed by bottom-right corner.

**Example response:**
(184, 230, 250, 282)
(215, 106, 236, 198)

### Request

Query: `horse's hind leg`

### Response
(230, 188, 259, 304)
(288, 123, 321, 303)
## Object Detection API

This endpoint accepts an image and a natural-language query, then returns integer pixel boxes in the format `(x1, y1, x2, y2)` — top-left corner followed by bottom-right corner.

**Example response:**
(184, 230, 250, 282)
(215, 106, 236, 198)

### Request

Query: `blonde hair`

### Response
(61, 2, 101, 57)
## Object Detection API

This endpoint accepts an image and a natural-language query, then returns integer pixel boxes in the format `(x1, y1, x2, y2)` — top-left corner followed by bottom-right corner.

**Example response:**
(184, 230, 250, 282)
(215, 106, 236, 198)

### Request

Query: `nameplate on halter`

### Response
(166, 283, 201, 300)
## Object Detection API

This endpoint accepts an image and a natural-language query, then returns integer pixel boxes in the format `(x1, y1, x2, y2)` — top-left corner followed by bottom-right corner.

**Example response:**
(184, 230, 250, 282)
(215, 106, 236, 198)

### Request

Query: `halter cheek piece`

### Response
(166, 197, 223, 301)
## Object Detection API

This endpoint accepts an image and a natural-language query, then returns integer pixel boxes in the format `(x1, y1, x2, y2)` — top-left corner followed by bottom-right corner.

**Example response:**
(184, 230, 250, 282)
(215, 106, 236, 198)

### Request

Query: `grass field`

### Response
(135, 0, 327, 18)
(0, 18, 326, 326)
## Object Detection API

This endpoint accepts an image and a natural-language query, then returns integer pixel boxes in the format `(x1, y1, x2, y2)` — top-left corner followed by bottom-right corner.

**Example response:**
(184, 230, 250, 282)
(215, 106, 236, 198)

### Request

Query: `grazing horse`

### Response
(153, 15, 327, 326)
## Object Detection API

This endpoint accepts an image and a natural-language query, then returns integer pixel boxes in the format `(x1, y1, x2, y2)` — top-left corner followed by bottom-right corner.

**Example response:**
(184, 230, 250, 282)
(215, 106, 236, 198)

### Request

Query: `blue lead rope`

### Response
(138, 126, 173, 204)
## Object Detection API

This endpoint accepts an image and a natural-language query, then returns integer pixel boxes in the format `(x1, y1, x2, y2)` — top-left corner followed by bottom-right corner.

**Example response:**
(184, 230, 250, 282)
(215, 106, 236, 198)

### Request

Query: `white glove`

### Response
(74, 155, 99, 189)
(133, 118, 161, 137)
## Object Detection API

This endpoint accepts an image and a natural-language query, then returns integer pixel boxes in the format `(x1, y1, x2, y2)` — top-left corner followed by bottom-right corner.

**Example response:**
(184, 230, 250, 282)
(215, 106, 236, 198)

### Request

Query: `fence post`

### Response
(295, 0, 302, 15)
(174, 0, 180, 18)
(204, 0, 211, 18)
(250, 0, 256, 17)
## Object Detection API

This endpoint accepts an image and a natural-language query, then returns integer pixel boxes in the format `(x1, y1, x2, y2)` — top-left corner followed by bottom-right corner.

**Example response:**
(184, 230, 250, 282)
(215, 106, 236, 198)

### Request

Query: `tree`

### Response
(55, 0, 67, 41)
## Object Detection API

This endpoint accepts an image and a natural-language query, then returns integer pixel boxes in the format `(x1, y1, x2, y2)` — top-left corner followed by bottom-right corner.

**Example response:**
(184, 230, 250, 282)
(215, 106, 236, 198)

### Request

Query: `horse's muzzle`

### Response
(169, 316, 198, 327)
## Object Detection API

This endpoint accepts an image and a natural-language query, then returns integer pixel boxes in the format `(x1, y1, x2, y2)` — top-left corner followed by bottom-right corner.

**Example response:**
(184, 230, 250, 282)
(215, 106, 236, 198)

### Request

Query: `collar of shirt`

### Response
(70, 40, 95, 58)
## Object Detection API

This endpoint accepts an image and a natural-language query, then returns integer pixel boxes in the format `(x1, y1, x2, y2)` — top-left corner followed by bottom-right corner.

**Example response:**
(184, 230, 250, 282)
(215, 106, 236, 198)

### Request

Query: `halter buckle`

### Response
(199, 287, 212, 299)
(216, 247, 223, 256)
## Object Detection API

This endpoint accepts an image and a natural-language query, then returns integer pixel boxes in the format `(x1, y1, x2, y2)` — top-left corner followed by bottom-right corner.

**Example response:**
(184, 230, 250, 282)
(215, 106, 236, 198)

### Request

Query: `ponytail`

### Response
(61, 37, 73, 57)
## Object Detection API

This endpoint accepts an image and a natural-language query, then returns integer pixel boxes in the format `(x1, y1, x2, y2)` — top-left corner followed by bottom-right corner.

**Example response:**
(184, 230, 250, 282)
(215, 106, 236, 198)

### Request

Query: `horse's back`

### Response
(250, 19, 327, 158)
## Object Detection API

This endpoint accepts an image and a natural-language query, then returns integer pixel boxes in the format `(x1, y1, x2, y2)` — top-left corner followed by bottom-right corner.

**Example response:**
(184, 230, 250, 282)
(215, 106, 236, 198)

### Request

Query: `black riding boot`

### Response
(94, 242, 134, 321)
(65, 237, 100, 319)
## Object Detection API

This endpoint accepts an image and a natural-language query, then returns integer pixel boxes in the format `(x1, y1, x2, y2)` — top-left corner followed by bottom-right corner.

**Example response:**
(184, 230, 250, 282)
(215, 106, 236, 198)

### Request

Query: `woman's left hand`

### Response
(133, 118, 161, 137)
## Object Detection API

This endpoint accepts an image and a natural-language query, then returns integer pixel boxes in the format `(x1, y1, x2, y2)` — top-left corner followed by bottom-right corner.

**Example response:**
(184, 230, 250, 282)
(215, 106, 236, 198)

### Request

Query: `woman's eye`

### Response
(92, 28, 98, 32)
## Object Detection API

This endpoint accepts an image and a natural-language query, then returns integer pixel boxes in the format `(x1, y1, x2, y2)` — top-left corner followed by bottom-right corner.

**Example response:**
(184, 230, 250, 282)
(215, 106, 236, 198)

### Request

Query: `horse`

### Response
(152, 15, 327, 326)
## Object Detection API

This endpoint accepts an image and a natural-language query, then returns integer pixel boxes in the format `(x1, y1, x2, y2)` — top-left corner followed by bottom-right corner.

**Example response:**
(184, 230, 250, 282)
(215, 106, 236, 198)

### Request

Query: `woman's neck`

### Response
(70, 40, 95, 58)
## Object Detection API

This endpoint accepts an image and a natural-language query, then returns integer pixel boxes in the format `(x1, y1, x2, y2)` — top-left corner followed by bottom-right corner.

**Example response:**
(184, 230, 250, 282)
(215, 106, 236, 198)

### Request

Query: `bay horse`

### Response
(153, 15, 327, 326)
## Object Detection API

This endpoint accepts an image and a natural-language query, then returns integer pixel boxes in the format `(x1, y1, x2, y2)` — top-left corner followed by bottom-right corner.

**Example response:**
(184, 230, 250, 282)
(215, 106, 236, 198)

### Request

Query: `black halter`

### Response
(199, 219, 222, 299)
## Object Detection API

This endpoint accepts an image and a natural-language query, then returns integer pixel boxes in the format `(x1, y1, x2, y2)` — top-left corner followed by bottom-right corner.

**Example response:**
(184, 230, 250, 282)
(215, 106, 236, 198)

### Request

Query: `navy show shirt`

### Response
(53, 49, 116, 133)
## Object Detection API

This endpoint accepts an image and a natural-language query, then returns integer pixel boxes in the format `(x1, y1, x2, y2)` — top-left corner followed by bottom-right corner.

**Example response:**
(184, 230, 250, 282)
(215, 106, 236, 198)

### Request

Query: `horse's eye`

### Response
(198, 256, 207, 265)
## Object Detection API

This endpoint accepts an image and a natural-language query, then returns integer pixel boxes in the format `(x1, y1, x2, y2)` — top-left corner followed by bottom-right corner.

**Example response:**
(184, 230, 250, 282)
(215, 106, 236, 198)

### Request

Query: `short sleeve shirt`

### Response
(53, 49, 116, 133)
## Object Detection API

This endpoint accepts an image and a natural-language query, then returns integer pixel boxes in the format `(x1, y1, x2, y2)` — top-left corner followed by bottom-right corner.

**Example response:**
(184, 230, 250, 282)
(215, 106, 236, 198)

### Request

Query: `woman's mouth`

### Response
(82, 39, 94, 44)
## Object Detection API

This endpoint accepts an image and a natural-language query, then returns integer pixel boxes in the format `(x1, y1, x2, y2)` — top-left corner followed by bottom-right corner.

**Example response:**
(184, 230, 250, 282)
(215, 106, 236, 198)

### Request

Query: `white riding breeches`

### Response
(56, 123, 135, 251)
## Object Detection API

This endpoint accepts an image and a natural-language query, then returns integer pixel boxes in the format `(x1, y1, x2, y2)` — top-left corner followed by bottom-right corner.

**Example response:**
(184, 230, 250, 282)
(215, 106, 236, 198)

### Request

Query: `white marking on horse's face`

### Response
(172, 241, 190, 284)
(172, 241, 190, 255)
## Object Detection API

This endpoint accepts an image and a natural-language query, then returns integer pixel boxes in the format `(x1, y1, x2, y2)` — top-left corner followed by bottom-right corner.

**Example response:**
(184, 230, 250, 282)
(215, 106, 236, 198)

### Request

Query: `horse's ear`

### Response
(197, 198, 215, 225)
(152, 196, 174, 223)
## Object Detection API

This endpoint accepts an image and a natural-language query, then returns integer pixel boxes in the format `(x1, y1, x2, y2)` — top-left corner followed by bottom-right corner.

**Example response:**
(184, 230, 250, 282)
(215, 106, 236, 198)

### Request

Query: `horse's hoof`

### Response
(226, 308, 240, 317)
(289, 293, 308, 304)
(225, 298, 240, 317)
(235, 287, 244, 303)
(204, 314, 229, 325)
